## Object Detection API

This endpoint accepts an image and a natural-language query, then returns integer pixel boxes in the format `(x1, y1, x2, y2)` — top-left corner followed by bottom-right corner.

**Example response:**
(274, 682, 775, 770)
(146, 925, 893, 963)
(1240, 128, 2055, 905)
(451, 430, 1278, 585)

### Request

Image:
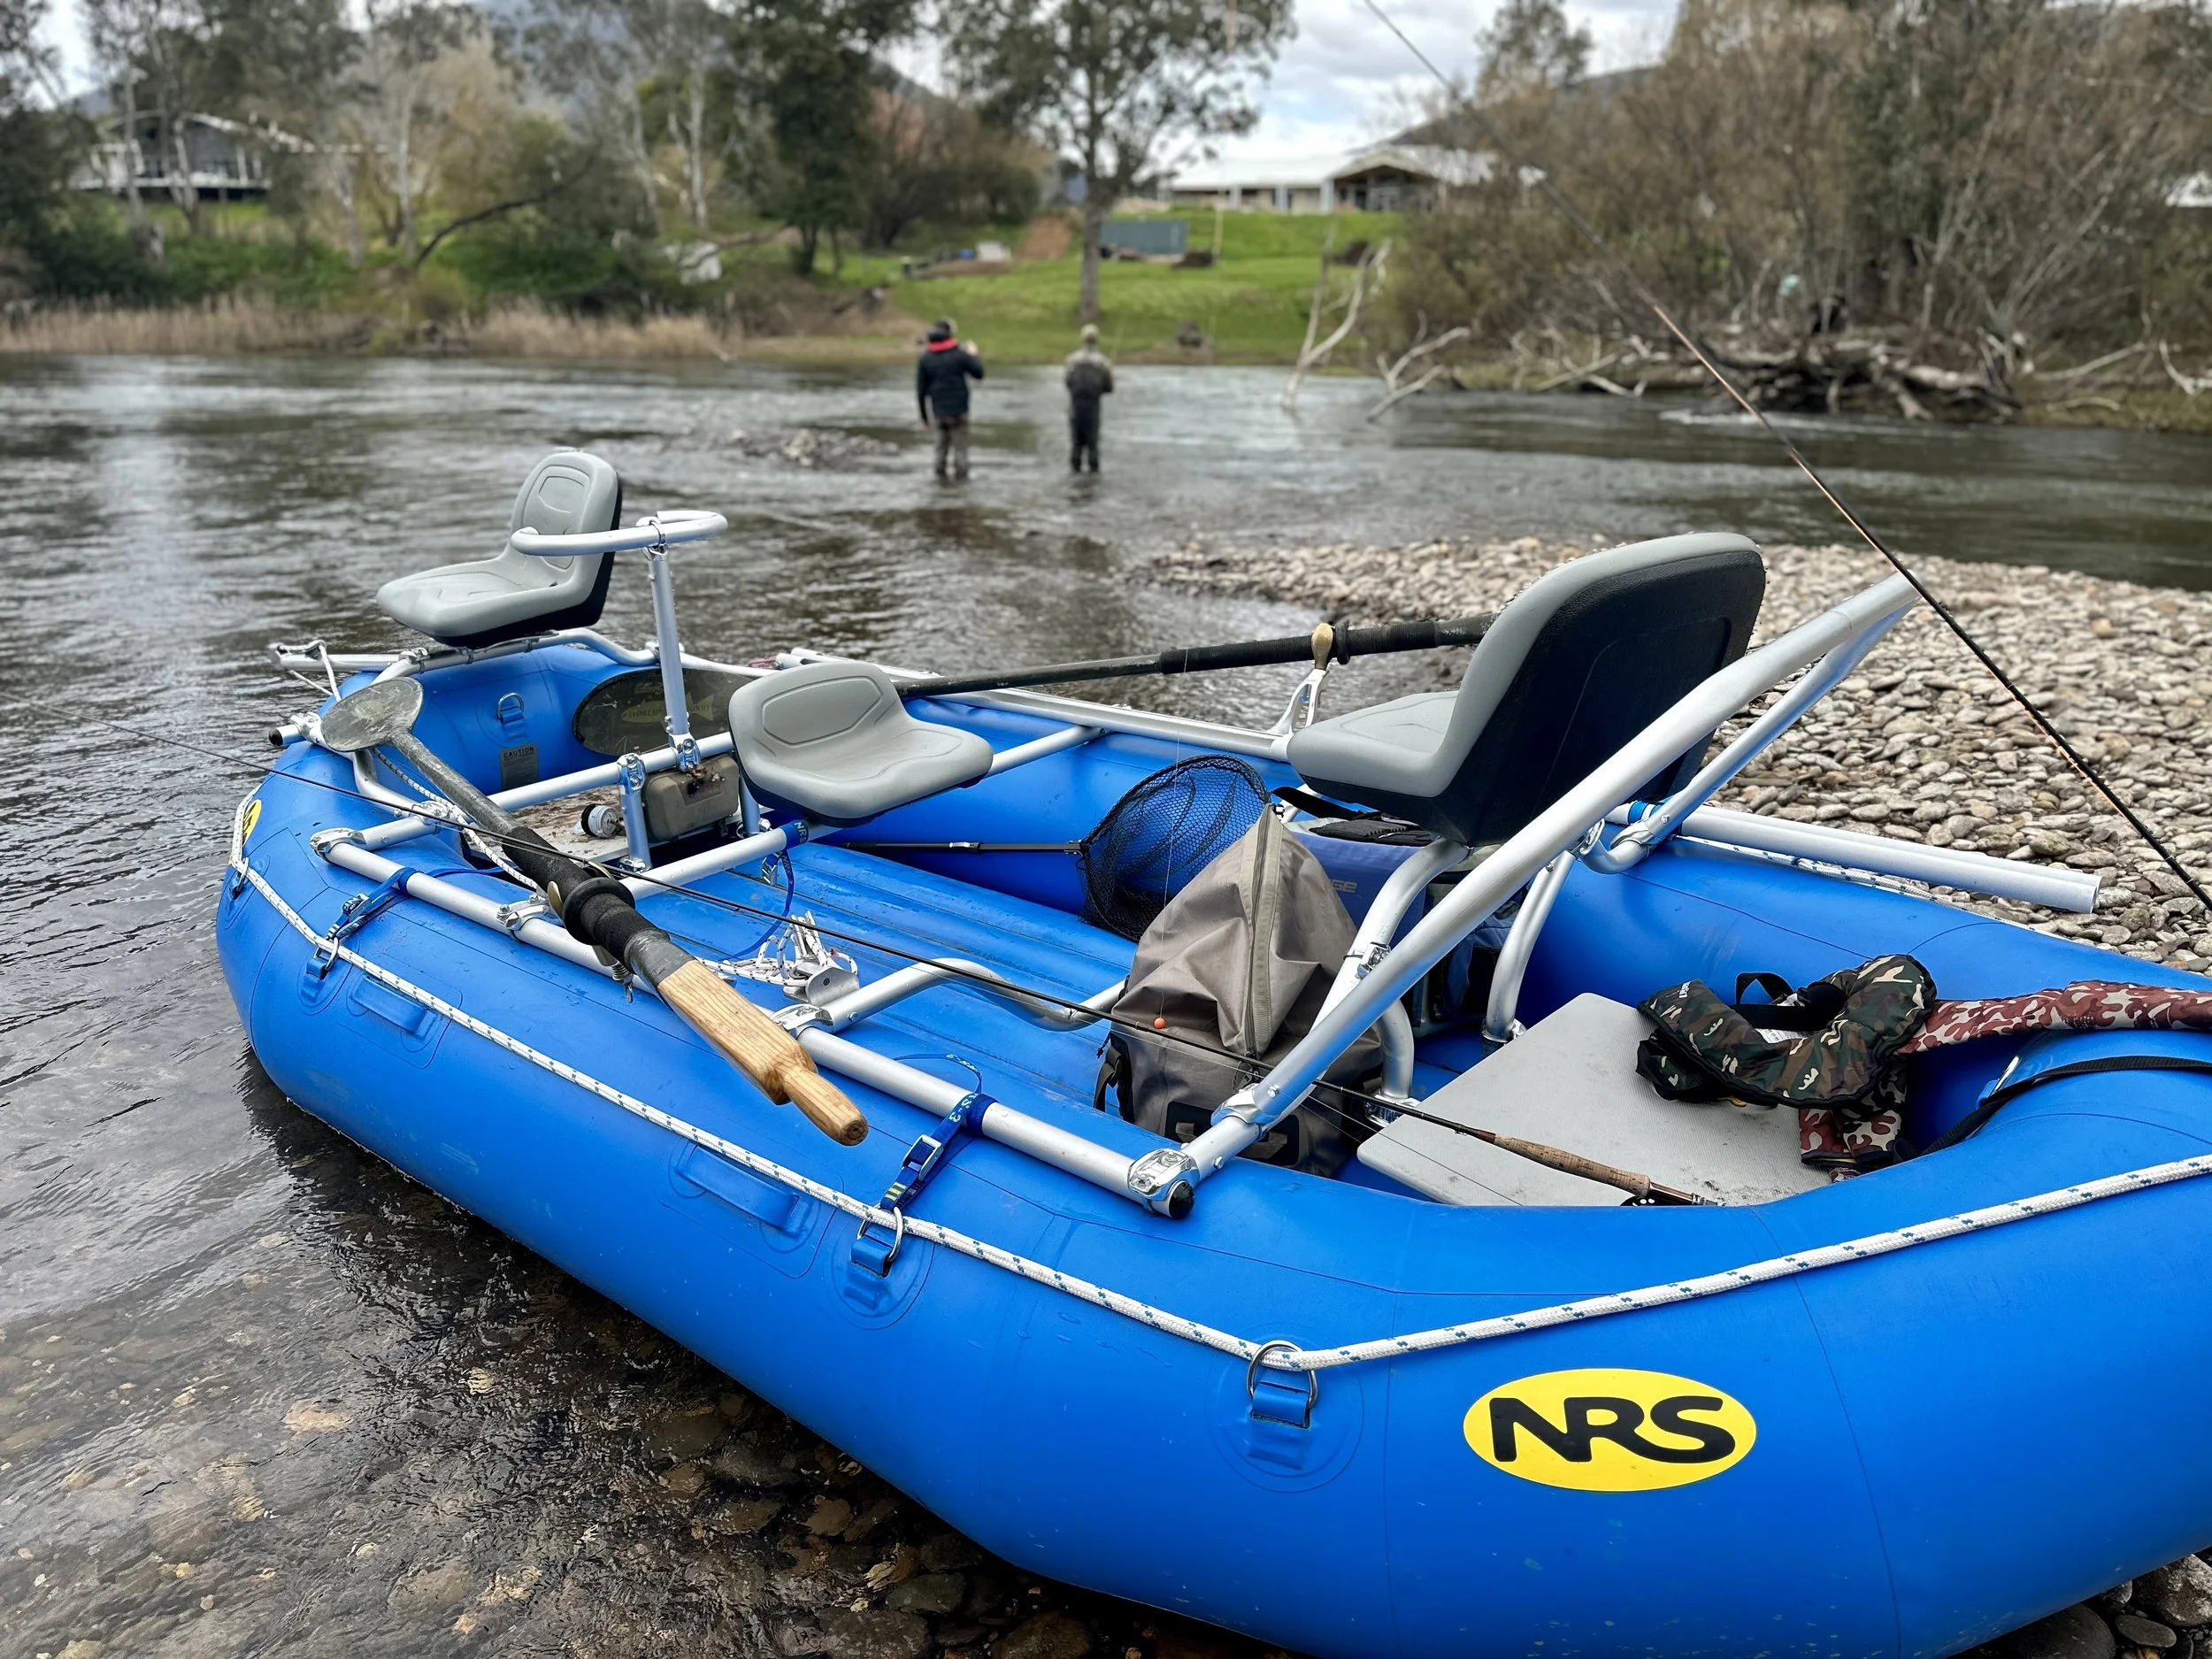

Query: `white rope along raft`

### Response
(233, 813, 2212, 1377)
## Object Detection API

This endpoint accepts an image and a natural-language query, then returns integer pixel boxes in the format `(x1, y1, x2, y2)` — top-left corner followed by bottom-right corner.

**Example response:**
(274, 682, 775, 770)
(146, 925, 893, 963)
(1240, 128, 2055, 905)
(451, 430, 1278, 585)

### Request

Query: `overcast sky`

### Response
(1205, 0, 1675, 164)
(36, 0, 1679, 165)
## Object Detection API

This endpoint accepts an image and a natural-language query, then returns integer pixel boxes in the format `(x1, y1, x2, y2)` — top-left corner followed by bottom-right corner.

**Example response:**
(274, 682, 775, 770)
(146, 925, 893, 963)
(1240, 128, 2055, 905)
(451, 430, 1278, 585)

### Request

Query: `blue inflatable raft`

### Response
(219, 456, 2212, 1656)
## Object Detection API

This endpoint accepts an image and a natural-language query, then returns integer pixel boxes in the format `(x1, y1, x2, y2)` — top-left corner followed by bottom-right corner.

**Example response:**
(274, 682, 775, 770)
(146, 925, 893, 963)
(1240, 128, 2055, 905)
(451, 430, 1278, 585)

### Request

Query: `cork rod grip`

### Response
(1486, 1131, 1651, 1199)
(657, 961, 870, 1146)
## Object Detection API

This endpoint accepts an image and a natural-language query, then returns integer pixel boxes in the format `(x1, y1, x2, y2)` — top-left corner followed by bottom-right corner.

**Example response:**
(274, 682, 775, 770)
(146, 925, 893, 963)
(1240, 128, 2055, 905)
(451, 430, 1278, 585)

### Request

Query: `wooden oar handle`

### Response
(783, 1070, 871, 1148)
(657, 961, 869, 1145)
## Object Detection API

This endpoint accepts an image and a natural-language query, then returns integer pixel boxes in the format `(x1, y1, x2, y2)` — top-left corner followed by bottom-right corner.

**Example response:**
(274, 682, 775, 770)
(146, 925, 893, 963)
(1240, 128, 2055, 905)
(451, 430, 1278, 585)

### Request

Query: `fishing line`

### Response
(1359, 0, 2209, 916)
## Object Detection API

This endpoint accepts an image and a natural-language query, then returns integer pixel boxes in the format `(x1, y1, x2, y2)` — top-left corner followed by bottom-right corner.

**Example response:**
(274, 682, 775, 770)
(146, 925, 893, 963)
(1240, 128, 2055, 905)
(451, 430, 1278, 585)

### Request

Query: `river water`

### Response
(2, 355, 2207, 1657)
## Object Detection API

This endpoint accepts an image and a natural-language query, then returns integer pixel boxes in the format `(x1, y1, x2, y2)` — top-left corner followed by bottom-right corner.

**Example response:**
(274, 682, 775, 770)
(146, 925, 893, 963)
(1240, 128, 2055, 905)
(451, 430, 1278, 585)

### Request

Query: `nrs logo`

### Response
(1463, 1368, 1755, 1491)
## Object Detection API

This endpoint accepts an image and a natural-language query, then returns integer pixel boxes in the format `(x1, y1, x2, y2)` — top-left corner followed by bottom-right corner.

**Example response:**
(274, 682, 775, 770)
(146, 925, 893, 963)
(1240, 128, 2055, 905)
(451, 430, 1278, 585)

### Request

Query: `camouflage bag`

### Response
(1635, 955, 1937, 1174)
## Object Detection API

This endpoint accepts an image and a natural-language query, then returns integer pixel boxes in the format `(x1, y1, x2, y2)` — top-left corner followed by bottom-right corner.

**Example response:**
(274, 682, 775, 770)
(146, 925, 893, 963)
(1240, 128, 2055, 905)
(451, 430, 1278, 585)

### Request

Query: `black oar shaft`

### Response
(902, 613, 1492, 701)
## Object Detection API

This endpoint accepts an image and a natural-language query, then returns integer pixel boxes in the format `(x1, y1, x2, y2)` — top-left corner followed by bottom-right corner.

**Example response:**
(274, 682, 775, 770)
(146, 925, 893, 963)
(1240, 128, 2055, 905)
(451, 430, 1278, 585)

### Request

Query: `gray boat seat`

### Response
(728, 660, 995, 826)
(376, 450, 623, 648)
(1359, 993, 1829, 1206)
(1287, 534, 1766, 846)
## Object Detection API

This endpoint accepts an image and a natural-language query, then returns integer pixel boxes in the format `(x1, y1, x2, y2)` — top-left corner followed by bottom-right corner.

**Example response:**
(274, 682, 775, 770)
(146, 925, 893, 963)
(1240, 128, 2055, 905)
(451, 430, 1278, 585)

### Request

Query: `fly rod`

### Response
(901, 613, 1491, 701)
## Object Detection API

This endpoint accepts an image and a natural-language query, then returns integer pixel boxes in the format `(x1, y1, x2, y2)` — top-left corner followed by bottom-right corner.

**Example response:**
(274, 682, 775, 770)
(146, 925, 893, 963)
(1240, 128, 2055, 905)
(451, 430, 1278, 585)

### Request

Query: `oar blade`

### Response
(316, 678, 426, 754)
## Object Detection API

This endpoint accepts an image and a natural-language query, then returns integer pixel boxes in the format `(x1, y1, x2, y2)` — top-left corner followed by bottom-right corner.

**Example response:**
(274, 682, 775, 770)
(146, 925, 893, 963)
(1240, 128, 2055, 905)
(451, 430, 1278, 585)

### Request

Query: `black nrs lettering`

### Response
(1488, 1394, 1737, 1464)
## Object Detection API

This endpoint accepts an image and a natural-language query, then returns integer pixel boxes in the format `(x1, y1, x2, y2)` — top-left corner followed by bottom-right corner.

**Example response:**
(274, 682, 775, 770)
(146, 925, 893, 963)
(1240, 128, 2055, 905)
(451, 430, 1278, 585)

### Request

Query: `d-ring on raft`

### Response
(224, 449, 2212, 1657)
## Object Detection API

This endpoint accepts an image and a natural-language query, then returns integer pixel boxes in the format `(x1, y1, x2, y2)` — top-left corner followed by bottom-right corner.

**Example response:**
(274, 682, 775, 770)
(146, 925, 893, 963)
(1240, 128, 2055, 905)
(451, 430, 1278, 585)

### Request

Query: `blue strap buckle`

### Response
(853, 1091, 992, 1276)
(311, 872, 413, 979)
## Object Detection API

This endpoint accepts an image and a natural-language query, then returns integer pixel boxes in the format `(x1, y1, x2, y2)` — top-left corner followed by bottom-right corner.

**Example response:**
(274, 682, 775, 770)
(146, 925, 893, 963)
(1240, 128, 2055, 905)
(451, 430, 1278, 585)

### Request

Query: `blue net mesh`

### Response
(1079, 756, 1268, 940)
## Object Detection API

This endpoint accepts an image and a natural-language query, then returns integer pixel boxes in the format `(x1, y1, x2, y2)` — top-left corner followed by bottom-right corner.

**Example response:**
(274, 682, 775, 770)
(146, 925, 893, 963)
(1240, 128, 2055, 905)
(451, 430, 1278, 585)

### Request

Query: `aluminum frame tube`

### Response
(347, 709, 1089, 861)
(351, 733, 740, 853)
(1176, 572, 1924, 1185)
(1378, 1000, 1416, 1101)
(777, 649, 1292, 762)
(814, 960, 1124, 1033)
(311, 839, 1167, 1212)
(321, 840, 603, 972)
(986, 725, 1101, 774)
(753, 1030, 1162, 1207)
(1585, 609, 1908, 874)
(643, 549, 695, 764)
(275, 626, 663, 682)
(1317, 836, 1469, 1016)
(1659, 804, 2103, 913)
(627, 823, 800, 898)
(1481, 848, 1575, 1043)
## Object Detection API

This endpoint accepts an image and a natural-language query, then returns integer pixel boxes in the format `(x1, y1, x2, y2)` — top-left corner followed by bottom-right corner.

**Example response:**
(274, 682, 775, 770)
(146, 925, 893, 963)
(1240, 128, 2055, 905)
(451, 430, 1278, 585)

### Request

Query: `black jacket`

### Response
(1064, 348, 1114, 411)
(917, 342, 984, 421)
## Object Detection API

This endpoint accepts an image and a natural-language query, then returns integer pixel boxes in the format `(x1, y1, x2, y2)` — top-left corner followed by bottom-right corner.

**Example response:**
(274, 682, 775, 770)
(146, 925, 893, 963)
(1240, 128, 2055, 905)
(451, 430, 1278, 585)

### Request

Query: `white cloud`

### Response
(1211, 0, 1678, 166)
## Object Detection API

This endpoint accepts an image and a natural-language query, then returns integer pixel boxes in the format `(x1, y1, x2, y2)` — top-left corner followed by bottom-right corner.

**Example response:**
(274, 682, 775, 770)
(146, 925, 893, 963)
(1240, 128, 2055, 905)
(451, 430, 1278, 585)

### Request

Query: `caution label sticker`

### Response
(1463, 1368, 1755, 1491)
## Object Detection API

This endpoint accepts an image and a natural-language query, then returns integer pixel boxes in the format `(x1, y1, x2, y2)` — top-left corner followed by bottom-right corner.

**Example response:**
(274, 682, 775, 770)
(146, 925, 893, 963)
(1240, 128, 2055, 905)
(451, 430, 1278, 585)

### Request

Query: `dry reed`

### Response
(463, 303, 736, 360)
(0, 296, 379, 356)
(0, 296, 760, 360)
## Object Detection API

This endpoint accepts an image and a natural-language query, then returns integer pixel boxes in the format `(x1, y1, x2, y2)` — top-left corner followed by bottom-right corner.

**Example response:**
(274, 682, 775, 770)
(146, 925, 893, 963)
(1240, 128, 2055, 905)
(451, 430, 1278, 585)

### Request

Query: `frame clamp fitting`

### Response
(852, 1090, 993, 1276)
(1125, 1147, 1198, 1218)
(495, 895, 551, 937)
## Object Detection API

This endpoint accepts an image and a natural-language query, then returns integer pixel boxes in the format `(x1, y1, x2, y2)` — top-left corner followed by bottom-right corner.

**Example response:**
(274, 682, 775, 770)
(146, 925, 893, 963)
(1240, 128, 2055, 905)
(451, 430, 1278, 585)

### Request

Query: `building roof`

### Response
(1167, 153, 1349, 193)
(1169, 142, 1490, 195)
(1331, 145, 1493, 187)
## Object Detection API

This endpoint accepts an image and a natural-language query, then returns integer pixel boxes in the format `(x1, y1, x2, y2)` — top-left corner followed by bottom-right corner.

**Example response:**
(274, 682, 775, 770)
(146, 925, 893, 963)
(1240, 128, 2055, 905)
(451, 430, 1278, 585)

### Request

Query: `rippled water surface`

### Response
(2, 355, 2207, 1657)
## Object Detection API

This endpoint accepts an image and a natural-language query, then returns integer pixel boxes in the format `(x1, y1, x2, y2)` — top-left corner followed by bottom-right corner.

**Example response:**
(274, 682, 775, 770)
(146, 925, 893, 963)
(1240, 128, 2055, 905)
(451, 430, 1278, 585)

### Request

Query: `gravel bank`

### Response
(1152, 536, 2212, 972)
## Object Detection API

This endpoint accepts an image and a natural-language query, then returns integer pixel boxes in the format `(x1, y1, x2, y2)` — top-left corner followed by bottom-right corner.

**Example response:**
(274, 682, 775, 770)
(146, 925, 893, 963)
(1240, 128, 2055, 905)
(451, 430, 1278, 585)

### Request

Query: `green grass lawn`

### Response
(836, 209, 1402, 365)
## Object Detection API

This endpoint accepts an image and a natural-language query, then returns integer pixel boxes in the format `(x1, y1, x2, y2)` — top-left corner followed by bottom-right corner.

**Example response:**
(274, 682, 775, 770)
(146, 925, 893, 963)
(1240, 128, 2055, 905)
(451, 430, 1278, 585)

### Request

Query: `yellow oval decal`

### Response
(241, 797, 263, 844)
(1463, 1368, 1755, 1492)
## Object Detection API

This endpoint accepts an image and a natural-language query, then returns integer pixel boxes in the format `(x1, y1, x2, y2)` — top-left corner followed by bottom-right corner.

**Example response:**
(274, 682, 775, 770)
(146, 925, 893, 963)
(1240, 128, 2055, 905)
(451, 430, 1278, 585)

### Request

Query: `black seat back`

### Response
(1286, 534, 1766, 846)
(1441, 541, 1765, 845)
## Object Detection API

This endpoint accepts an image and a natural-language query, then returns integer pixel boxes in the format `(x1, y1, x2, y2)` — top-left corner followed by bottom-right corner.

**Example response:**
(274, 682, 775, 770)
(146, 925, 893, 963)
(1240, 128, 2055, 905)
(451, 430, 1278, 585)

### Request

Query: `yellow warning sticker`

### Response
(241, 797, 263, 845)
(1463, 1368, 1755, 1491)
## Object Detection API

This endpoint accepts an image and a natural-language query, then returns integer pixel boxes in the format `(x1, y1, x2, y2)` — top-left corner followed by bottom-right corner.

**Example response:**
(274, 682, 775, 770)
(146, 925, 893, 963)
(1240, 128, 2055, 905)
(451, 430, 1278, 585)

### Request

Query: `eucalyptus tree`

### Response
(941, 0, 1292, 322)
(202, 0, 365, 261)
(0, 0, 72, 280)
(356, 0, 467, 260)
(81, 0, 165, 244)
(505, 0, 664, 233)
(741, 0, 913, 273)
(504, 0, 742, 236)
(0, 0, 54, 96)
(634, 0, 733, 231)
(1475, 0, 1591, 100)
